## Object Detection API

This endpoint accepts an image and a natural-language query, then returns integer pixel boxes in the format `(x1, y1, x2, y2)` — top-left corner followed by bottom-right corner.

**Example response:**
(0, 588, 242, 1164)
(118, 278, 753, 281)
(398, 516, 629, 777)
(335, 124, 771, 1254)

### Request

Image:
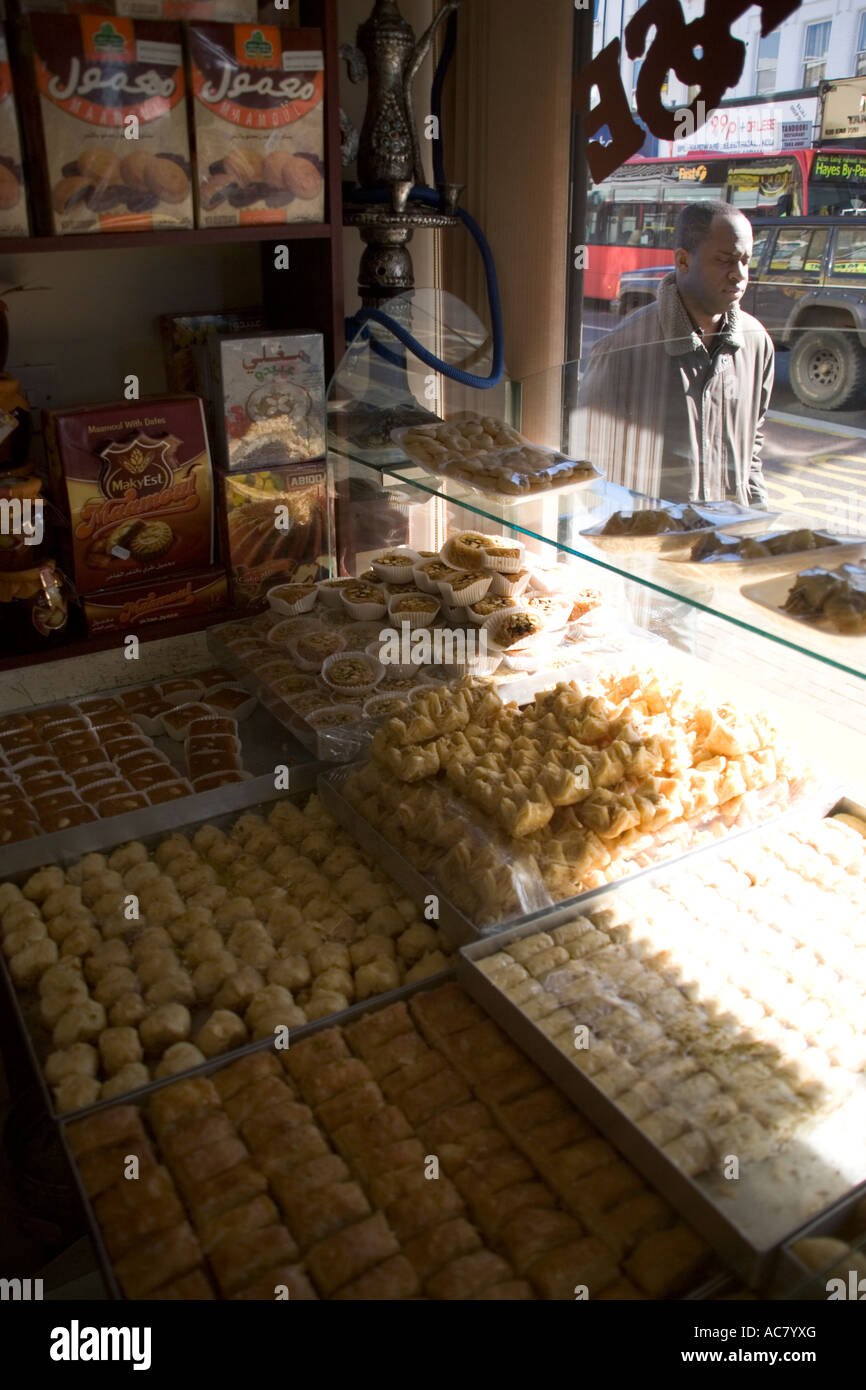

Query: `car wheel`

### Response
(789, 330, 866, 410)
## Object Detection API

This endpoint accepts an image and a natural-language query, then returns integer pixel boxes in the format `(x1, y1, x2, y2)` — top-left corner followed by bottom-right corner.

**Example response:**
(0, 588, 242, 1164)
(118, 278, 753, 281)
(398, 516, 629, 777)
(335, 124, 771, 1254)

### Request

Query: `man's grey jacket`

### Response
(577, 272, 774, 506)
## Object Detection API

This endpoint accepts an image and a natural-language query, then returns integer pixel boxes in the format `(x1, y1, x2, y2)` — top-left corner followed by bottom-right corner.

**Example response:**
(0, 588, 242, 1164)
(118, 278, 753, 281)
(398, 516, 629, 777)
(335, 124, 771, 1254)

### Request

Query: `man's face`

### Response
(675, 214, 753, 316)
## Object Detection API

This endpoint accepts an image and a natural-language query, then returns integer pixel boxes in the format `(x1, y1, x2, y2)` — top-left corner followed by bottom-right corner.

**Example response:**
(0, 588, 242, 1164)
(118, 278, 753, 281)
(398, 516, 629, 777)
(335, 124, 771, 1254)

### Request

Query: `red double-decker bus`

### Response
(584, 147, 866, 301)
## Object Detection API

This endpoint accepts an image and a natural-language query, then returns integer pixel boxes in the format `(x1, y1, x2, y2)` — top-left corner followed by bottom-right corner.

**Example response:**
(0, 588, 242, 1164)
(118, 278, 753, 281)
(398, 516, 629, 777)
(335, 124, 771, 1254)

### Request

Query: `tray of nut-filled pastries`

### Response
(59, 978, 745, 1301)
(0, 663, 320, 874)
(319, 663, 832, 940)
(456, 801, 866, 1286)
(0, 791, 459, 1122)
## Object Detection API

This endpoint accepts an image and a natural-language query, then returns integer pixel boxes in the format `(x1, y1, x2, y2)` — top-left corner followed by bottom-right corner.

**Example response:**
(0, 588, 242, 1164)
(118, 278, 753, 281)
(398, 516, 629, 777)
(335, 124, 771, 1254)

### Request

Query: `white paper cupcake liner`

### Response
(308, 704, 364, 728)
(287, 632, 347, 672)
(266, 584, 319, 617)
(321, 650, 385, 696)
(370, 549, 421, 584)
(437, 573, 492, 607)
(490, 568, 532, 597)
(340, 592, 387, 621)
(440, 533, 491, 572)
(363, 693, 412, 720)
(482, 540, 525, 573)
(316, 578, 357, 609)
(387, 595, 441, 629)
(482, 608, 547, 652)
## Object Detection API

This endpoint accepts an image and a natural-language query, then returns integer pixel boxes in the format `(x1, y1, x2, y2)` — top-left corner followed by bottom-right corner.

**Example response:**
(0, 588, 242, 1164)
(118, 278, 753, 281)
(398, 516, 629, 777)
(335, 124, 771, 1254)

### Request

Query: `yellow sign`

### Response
(676, 164, 707, 181)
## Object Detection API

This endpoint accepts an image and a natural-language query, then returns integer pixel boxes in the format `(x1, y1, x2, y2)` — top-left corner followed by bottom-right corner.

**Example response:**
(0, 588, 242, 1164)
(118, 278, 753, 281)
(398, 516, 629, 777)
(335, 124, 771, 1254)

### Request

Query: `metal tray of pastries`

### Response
(0, 790, 459, 1122)
(456, 798, 866, 1287)
(59, 977, 735, 1301)
(0, 665, 319, 876)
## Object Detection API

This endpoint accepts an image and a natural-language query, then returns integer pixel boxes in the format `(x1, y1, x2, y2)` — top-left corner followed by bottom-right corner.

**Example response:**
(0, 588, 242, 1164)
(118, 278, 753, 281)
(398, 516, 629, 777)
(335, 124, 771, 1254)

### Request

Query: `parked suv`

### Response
(611, 217, 866, 411)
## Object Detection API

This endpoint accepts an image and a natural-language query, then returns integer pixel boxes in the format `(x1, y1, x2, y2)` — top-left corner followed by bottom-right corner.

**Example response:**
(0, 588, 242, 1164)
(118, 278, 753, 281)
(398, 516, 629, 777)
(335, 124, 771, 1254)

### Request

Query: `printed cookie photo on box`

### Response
(28, 12, 193, 235)
(45, 397, 214, 593)
(219, 463, 329, 609)
(189, 22, 325, 227)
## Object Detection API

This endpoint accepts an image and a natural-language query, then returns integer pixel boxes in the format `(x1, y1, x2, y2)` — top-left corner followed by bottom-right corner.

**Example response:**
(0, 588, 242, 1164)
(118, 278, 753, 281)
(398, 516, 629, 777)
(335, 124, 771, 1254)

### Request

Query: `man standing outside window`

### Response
(578, 201, 773, 507)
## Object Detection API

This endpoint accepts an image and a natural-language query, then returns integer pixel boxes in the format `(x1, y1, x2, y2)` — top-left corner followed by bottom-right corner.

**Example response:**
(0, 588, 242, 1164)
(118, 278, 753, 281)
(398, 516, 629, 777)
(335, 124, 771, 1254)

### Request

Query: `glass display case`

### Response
(327, 291, 866, 760)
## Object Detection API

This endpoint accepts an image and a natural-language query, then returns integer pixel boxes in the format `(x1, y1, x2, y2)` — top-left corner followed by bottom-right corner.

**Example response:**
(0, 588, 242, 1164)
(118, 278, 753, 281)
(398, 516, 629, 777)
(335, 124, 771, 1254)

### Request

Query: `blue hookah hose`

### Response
(344, 11, 504, 390)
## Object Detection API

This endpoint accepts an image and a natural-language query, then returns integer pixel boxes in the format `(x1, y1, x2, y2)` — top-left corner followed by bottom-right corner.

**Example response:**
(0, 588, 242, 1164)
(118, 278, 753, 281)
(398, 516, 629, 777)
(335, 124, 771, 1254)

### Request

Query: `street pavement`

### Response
(581, 305, 866, 532)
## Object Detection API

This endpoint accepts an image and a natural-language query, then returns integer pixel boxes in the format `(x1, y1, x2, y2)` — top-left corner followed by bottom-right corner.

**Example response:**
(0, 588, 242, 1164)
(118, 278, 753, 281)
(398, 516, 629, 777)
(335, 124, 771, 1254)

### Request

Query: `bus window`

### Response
(832, 227, 866, 275)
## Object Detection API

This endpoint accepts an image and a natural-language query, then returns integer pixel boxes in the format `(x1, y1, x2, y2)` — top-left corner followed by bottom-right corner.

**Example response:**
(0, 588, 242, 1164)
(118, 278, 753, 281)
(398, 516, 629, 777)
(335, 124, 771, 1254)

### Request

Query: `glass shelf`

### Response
(328, 291, 866, 698)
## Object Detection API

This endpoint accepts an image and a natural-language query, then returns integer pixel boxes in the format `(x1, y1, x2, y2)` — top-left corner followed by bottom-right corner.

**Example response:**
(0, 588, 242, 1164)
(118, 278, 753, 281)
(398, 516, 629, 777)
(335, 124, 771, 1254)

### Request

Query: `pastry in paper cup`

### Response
(436, 570, 492, 608)
(365, 639, 414, 680)
(441, 531, 495, 572)
(363, 693, 411, 720)
(308, 704, 364, 728)
(286, 689, 333, 717)
(483, 607, 546, 651)
(267, 615, 322, 647)
(490, 567, 532, 598)
(316, 577, 357, 609)
(387, 592, 441, 629)
(369, 548, 421, 584)
(524, 593, 572, 630)
(481, 537, 525, 573)
(267, 582, 318, 617)
(413, 558, 459, 594)
(339, 582, 387, 621)
(288, 629, 347, 672)
(321, 650, 384, 695)
(467, 594, 518, 624)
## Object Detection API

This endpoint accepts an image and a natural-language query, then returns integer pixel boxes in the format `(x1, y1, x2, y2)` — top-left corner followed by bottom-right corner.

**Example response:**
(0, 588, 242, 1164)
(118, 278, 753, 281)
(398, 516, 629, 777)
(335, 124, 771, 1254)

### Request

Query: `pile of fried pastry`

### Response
(480, 811, 866, 1175)
(66, 983, 716, 1300)
(0, 796, 453, 1113)
(349, 669, 795, 925)
(782, 564, 866, 635)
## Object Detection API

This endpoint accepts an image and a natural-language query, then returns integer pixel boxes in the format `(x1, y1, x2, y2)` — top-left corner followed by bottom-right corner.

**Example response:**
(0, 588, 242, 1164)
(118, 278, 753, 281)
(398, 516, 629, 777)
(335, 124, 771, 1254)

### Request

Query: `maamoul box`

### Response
(45, 397, 214, 593)
(189, 23, 324, 227)
(27, 12, 193, 234)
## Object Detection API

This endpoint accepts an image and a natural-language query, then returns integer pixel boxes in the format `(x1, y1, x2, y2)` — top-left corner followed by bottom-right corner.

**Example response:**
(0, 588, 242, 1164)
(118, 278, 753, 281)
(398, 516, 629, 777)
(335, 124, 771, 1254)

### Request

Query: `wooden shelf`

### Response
(0, 223, 335, 256)
(0, 605, 249, 675)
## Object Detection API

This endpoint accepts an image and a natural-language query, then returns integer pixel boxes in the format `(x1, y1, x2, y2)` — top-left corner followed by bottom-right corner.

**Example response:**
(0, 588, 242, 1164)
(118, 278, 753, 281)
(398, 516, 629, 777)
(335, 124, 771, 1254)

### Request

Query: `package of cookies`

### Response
(218, 463, 328, 609)
(188, 23, 324, 227)
(0, 25, 30, 236)
(393, 413, 601, 502)
(159, 309, 266, 394)
(25, 13, 193, 235)
(82, 567, 227, 634)
(45, 397, 215, 593)
(212, 333, 326, 471)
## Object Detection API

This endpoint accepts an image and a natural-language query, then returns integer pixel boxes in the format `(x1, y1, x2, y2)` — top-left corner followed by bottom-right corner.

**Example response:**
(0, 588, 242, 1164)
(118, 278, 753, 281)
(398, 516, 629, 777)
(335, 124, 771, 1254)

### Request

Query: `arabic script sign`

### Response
(573, 0, 804, 183)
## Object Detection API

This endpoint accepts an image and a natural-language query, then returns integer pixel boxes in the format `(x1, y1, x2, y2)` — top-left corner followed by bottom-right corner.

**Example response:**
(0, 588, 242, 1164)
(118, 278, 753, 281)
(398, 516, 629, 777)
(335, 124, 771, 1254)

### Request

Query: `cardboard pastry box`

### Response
(26, 13, 193, 234)
(83, 565, 227, 633)
(46, 396, 214, 593)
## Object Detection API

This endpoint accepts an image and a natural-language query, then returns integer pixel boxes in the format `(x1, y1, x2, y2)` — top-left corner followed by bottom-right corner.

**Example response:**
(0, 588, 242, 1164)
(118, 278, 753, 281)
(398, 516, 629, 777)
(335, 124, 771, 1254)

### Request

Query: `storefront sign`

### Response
(820, 77, 866, 141)
(573, 0, 803, 183)
(660, 99, 817, 156)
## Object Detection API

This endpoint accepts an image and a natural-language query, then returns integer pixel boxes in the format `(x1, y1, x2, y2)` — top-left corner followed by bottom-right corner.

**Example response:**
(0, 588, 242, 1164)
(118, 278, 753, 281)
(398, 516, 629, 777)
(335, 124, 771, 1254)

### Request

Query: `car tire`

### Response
(789, 330, 866, 410)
